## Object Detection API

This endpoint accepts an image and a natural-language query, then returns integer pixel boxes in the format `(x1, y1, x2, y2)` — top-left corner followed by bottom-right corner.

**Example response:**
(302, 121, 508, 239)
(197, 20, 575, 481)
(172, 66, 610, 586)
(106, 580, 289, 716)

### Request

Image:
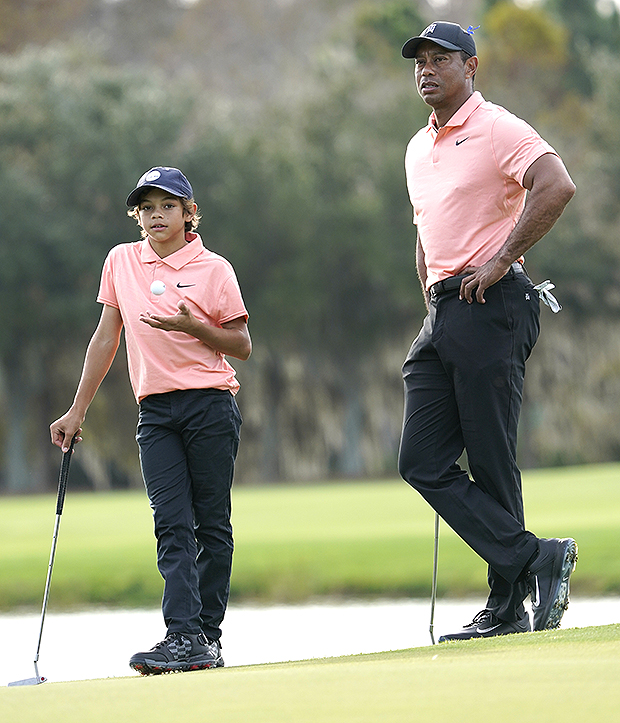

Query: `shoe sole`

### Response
(535, 538, 578, 631)
(438, 623, 529, 643)
(130, 658, 224, 676)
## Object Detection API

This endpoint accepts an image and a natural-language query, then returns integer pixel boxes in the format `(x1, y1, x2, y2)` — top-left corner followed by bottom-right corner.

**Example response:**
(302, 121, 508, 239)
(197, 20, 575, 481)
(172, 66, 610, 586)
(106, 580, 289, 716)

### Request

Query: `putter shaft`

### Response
(429, 512, 440, 645)
(34, 513, 63, 664)
(7, 441, 75, 687)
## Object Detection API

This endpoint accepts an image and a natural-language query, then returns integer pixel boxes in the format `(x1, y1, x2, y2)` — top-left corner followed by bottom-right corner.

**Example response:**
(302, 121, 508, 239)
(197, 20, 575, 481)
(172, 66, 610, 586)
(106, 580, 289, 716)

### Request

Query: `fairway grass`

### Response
(2, 625, 619, 723)
(1, 462, 619, 609)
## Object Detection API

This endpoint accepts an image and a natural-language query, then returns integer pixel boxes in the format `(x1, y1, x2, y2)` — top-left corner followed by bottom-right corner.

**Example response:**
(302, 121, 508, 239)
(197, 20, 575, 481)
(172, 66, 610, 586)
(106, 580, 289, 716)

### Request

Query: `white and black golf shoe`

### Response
(438, 609, 531, 642)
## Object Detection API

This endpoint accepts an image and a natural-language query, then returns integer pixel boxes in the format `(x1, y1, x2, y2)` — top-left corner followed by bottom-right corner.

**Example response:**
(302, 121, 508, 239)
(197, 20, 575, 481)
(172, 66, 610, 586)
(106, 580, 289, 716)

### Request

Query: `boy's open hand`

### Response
(140, 300, 196, 334)
(139, 301, 251, 360)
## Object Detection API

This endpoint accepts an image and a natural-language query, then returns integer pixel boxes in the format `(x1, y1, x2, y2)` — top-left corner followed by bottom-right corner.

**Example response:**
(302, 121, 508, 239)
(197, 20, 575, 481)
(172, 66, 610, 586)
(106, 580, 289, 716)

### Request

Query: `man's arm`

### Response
(50, 304, 124, 451)
(460, 152, 576, 304)
(140, 302, 252, 360)
(416, 233, 431, 311)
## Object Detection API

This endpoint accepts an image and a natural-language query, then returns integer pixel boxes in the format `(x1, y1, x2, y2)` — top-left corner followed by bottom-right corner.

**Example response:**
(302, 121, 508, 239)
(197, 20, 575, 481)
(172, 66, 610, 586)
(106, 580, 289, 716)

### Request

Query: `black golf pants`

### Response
(398, 270, 541, 622)
(137, 388, 241, 641)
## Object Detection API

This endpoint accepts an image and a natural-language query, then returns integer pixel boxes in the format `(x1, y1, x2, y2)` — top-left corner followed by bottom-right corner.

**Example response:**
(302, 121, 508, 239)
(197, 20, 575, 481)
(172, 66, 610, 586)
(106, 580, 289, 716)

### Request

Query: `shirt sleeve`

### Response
(216, 272, 249, 325)
(491, 113, 557, 187)
(96, 249, 120, 309)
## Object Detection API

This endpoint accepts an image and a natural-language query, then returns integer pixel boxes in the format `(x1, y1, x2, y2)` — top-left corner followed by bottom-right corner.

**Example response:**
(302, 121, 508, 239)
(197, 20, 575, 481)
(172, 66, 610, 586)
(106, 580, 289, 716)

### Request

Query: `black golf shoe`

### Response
(526, 537, 578, 631)
(129, 632, 224, 675)
(438, 609, 530, 642)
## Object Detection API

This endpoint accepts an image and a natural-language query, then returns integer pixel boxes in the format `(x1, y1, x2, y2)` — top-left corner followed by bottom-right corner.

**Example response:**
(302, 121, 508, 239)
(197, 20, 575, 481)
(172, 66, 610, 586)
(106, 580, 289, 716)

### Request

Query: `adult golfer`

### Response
(50, 167, 251, 671)
(397, 22, 577, 640)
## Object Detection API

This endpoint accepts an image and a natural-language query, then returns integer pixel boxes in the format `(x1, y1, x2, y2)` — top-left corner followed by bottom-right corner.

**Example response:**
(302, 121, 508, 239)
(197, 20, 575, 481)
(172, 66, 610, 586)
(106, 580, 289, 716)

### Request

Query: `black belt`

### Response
(429, 262, 525, 299)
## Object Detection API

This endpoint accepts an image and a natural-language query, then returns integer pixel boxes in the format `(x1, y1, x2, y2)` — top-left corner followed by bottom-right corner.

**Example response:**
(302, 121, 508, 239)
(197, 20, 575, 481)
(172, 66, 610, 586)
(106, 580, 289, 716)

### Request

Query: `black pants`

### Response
(136, 388, 241, 641)
(398, 270, 540, 621)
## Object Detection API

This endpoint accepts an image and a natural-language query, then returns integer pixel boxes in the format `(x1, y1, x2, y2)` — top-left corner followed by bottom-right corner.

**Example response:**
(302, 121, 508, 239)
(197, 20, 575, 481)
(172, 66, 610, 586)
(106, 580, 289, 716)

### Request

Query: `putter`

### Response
(8, 438, 76, 687)
(429, 512, 440, 645)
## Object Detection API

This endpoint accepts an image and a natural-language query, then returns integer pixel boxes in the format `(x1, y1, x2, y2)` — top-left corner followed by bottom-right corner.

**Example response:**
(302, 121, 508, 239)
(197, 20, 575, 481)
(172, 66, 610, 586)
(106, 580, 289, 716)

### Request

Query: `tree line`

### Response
(1, 0, 620, 491)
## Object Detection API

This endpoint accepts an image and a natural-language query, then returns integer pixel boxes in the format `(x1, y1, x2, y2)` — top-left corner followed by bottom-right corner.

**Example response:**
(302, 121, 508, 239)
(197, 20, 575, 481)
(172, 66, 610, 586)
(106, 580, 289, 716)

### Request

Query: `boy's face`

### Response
(137, 187, 195, 251)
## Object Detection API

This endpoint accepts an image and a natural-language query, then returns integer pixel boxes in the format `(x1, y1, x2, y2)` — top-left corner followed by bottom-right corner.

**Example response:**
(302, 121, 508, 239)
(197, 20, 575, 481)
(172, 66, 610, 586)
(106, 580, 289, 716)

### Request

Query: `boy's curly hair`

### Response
(127, 195, 202, 239)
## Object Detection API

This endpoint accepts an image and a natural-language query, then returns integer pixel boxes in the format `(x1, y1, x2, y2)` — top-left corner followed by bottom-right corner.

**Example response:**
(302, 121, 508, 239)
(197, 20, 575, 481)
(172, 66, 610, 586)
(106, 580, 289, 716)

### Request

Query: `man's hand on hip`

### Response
(458, 258, 512, 305)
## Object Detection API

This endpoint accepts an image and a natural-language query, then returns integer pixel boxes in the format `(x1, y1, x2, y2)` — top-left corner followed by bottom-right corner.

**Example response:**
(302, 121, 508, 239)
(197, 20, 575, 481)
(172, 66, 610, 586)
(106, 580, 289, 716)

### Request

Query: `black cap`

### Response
(402, 21, 477, 59)
(126, 167, 193, 207)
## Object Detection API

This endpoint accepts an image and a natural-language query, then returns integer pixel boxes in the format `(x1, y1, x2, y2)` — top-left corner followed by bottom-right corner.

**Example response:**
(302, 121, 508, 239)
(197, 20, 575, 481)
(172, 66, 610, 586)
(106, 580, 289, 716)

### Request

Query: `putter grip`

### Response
(56, 436, 76, 515)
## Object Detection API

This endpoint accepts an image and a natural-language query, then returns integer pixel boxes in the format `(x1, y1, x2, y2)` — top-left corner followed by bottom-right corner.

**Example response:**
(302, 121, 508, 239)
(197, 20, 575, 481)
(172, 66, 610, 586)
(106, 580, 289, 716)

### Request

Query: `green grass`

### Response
(1, 463, 619, 610)
(1, 625, 619, 723)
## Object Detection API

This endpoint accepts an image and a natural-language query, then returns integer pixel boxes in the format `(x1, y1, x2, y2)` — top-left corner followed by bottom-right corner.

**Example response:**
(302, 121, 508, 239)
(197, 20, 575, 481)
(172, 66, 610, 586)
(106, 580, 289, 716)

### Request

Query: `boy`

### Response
(50, 166, 251, 673)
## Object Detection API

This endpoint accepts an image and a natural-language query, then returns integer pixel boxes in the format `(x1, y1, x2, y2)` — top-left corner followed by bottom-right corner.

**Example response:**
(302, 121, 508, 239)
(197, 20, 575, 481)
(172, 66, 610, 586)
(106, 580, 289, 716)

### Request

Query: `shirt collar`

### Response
(427, 91, 485, 132)
(139, 232, 205, 270)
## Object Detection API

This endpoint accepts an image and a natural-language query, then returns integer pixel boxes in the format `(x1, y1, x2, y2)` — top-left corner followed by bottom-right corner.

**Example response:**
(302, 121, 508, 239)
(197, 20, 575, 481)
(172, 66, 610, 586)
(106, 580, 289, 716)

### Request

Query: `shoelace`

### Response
(151, 639, 172, 651)
(466, 610, 492, 627)
(151, 632, 184, 650)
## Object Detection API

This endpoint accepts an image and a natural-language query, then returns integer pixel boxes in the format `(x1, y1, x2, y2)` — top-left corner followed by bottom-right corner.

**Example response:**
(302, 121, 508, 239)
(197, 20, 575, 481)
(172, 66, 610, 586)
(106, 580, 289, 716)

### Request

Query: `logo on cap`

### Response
(422, 24, 437, 36)
(145, 170, 162, 182)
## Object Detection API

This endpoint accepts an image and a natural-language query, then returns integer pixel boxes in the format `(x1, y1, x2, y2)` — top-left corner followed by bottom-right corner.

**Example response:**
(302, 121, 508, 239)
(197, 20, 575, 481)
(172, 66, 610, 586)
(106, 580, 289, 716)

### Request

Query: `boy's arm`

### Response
(140, 302, 252, 360)
(50, 304, 124, 452)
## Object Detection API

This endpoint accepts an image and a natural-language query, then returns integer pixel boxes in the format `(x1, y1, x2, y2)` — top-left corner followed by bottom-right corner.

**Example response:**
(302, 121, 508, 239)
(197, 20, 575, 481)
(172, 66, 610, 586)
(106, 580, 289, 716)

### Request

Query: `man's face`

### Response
(414, 41, 475, 109)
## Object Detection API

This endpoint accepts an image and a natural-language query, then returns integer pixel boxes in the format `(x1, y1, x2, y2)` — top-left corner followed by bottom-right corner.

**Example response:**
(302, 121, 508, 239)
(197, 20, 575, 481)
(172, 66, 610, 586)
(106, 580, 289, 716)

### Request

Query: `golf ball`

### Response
(150, 280, 166, 296)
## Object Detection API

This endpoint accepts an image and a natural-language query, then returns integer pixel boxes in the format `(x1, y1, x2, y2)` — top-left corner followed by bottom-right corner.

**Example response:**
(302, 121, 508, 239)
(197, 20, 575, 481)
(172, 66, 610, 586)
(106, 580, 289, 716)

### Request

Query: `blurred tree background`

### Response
(1, 0, 620, 492)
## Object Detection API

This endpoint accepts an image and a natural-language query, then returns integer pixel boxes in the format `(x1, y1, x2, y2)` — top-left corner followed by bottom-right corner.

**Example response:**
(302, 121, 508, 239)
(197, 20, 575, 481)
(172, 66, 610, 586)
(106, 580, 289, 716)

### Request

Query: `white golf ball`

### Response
(150, 280, 166, 296)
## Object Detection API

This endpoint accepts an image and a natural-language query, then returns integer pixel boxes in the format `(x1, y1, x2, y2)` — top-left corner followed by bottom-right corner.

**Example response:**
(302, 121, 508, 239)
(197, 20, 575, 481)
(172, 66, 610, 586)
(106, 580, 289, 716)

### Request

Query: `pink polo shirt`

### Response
(97, 233, 248, 402)
(405, 91, 557, 289)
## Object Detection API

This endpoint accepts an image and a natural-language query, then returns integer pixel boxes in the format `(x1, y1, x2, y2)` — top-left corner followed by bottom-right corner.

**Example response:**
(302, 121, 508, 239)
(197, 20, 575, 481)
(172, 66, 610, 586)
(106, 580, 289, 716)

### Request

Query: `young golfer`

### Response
(50, 166, 251, 673)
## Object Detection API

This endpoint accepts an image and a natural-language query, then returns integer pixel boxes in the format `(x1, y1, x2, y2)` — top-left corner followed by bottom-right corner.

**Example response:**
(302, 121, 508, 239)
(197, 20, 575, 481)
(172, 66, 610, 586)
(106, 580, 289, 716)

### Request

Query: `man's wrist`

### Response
(491, 252, 515, 274)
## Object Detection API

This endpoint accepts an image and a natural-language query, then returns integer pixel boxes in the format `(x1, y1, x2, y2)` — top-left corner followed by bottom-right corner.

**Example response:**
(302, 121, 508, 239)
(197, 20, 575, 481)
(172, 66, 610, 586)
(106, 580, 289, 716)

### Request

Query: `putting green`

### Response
(2, 625, 619, 723)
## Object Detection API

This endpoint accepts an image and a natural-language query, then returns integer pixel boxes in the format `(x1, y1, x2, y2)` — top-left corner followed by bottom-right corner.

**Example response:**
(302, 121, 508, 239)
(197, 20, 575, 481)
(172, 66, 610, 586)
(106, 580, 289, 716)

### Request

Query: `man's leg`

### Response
(439, 273, 540, 621)
(400, 275, 576, 636)
(398, 304, 539, 587)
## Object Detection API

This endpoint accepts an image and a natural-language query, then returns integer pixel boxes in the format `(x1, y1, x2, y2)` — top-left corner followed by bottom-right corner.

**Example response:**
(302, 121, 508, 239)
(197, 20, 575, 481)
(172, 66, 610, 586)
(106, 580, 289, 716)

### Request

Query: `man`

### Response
(397, 22, 577, 641)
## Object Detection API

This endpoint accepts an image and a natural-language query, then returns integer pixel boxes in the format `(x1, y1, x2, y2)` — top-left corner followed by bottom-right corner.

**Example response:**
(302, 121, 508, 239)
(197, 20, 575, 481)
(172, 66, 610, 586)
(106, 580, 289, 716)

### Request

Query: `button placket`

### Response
(150, 262, 165, 304)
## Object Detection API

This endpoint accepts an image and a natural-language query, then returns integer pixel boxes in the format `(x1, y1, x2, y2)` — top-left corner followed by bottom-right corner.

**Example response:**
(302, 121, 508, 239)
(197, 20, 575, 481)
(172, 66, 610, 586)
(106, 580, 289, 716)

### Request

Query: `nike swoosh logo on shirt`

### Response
(455, 137, 469, 146)
(177, 283, 196, 288)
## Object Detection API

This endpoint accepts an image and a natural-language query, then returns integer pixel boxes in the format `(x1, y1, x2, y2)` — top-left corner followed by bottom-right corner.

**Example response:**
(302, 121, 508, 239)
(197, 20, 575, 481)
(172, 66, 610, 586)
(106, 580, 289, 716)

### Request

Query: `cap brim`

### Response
(401, 36, 462, 58)
(126, 183, 186, 207)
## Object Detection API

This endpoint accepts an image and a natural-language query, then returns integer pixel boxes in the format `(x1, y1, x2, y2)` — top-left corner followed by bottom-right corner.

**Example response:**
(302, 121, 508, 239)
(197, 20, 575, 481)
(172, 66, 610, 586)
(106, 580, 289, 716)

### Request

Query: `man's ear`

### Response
(465, 55, 479, 80)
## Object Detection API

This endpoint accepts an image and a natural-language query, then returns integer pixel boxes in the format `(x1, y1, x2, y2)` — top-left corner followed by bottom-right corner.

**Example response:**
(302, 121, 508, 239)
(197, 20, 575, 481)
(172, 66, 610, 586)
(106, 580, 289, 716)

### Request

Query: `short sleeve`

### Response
(216, 273, 249, 325)
(491, 113, 557, 186)
(96, 250, 120, 309)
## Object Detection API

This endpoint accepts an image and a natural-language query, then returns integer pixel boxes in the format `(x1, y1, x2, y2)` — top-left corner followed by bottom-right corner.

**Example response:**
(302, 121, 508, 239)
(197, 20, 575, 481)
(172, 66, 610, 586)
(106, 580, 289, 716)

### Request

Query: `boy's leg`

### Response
(178, 389, 241, 643)
(136, 393, 203, 635)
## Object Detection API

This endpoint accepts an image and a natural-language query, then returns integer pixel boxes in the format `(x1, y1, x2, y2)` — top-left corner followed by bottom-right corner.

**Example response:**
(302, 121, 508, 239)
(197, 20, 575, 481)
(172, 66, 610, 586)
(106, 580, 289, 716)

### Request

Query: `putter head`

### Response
(7, 676, 47, 687)
(8, 662, 46, 686)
